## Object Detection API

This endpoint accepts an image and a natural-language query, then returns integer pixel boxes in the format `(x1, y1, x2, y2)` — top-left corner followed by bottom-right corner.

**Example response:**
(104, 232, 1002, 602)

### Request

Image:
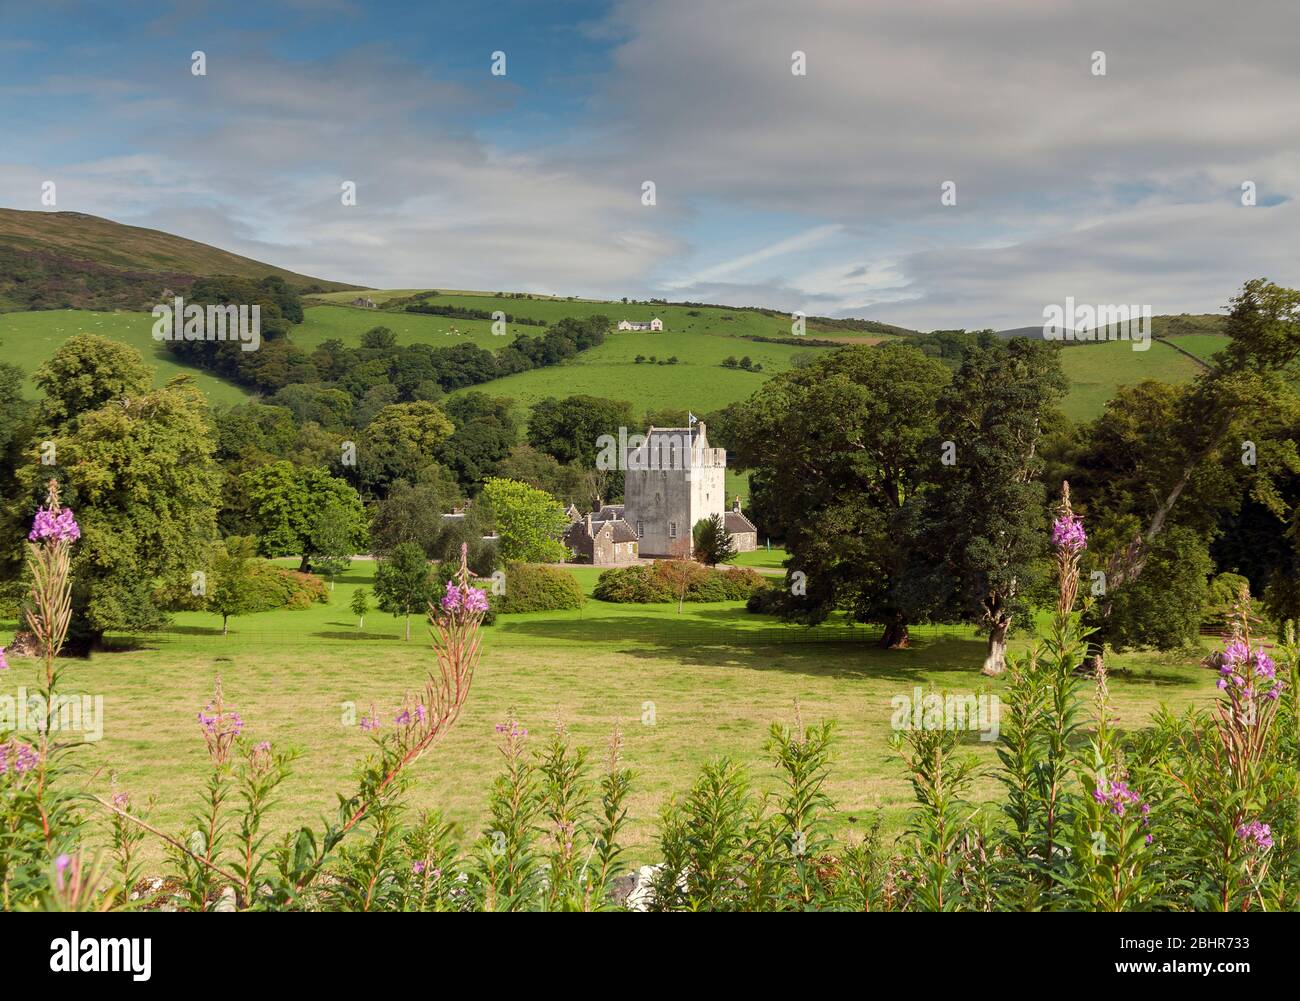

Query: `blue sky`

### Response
(2, 0, 1298, 330)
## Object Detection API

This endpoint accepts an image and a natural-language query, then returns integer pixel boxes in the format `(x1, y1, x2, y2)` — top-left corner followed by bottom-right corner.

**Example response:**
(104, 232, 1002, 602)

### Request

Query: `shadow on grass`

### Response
(497, 613, 993, 683)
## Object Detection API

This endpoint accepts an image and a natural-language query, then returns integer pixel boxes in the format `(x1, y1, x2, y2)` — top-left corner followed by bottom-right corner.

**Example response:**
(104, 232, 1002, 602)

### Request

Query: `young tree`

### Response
(373, 542, 434, 640)
(208, 536, 259, 636)
(350, 587, 370, 629)
(479, 478, 568, 563)
(311, 498, 357, 591)
(692, 514, 737, 566)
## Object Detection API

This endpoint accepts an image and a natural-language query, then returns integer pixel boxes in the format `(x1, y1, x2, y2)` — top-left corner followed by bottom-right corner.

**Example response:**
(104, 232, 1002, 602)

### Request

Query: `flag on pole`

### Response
(688, 412, 698, 426)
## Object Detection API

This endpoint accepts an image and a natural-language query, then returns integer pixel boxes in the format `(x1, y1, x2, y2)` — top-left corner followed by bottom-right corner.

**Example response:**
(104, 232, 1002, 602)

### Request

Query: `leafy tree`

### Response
(693, 514, 737, 566)
(34, 334, 151, 425)
(373, 542, 434, 640)
(479, 478, 568, 563)
(358, 401, 455, 495)
(1106, 527, 1213, 650)
(437, 393, 520, 489)
(491, 444, 586, 507)
(368, 468, 462, 558)
(19, 378, 222, 646)
(242, 462, 367, 570)
(733, 343, 951, 647)
(207, 536, 260, 636)
(311, 497, 358, 590)
(527, 395, 635, 466)
(350, 587, 370, 629)
(916, 339, 1067, 674)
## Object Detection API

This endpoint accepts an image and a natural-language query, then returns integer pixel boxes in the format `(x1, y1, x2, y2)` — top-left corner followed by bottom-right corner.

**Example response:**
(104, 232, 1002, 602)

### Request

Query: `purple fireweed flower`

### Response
(0, 646, 8, 672)
(1093, 779, 1145, 819)
(0, 739, 40, 776)
(360, 714, 380, 732)
(112, 791, 130, 810)
(1215, 640, 1284, 701)
(1051, 514, 1087, 553)
(441, 580, 490, 615)
(494, 720, 528, 738)
(54, 853, 71, 891)
(28, 505, 80, 544)
(412, 860, 426, 875)
(1236, 821, 1273, 853)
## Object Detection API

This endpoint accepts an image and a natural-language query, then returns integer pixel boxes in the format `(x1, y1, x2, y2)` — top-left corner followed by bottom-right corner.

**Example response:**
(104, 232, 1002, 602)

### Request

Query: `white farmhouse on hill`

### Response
(617, 317, 663, 331)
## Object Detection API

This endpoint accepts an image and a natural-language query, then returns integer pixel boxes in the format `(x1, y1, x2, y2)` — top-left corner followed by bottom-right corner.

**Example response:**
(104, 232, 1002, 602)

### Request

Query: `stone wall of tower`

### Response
(623, 423, 727, 558)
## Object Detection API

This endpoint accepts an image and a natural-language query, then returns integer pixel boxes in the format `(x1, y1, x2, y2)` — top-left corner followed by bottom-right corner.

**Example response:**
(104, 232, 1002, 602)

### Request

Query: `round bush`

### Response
(495, 563, 584, 613)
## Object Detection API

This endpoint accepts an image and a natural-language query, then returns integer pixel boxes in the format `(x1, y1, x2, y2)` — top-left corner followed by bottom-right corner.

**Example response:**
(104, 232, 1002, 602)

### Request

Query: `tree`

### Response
(242, 462, 368, 570)
(358, 400, 455, 495)
(18, 378, 222, 646)
(916, 339, 1067, 674)
(1106, 527, 1213, 650)
(350, 587, 370, 629)
(527, 395, 635, 466)
(479, 478, 569, 563)
(34, 334, 151, 425)
(733, 342, 951, 647)
(1070, 280, 1300, 666)
(311, 498, 357, 590)
(208, 536, 260, 636)
(437, 393, 520, 489)
(373, 542, 434, 640)
(693, 514, 737, 566)
(368, 468, 462, 558)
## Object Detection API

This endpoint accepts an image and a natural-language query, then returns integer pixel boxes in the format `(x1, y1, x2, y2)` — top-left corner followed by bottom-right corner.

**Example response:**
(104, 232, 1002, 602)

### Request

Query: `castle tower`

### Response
(622, 422, 726, 558)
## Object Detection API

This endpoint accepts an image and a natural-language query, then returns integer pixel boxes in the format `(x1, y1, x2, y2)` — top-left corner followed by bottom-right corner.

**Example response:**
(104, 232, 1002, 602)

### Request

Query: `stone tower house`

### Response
(622, 423, 726, 558)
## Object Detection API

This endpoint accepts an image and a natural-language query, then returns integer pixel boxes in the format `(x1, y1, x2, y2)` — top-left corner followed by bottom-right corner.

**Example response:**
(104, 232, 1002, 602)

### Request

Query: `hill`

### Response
(0, 208, 359, 312)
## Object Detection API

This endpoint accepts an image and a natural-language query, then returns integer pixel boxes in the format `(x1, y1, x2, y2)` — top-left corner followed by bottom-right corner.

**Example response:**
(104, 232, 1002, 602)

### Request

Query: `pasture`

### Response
(2, 558, 1222, 870)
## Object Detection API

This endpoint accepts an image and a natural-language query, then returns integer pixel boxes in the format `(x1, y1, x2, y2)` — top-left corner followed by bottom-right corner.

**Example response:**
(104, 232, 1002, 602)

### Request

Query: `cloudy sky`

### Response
(2, 0, 1298, 330)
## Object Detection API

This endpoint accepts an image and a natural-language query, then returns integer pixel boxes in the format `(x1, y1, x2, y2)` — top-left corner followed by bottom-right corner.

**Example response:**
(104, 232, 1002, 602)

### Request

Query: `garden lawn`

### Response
(2, 560, 1222, 872)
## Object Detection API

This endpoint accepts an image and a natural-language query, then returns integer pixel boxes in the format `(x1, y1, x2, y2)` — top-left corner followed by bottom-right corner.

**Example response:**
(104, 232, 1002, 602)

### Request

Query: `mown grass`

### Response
(2, 558, 1221, 871)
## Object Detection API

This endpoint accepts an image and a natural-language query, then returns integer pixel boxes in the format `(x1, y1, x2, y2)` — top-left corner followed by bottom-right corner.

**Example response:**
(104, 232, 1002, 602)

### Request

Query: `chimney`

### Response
(585, 513, 593, 535)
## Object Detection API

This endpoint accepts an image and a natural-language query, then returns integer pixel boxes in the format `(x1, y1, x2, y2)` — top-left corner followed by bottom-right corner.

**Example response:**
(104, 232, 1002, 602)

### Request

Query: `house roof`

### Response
(725, 510, 757, 534)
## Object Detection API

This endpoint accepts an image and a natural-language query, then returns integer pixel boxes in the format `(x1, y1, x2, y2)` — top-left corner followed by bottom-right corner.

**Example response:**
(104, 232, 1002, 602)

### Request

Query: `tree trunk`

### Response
(358, 615, 364, 629)
(879, 614, 910, 649)
(405, 612, 411, 641)
(222, 614, 229, 637)
(981, 616, 1011, 676)
(298, 554, 311, 573)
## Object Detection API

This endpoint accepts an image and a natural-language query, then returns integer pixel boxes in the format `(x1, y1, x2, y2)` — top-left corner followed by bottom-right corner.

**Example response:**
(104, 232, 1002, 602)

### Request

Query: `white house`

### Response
(617, 317, 663, 332)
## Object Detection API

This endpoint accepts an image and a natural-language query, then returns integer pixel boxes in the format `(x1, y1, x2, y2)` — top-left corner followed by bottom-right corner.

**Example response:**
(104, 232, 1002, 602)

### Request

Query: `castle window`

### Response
(636, 521, 643, 536)
(669, 522, 677, 538)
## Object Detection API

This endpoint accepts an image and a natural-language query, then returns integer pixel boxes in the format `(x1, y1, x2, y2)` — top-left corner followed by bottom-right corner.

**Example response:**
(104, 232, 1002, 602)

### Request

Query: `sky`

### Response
(1, 0, 1298, 330)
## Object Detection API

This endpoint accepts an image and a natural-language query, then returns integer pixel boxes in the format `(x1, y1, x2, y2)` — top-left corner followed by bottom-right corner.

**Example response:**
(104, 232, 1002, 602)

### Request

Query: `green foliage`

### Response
(594, 561, 765, 604)
(372, 542, 434, 640)
(479, 478, 568, 563)
(692, 513, 737, 566)
(34, 333, 151, 426)
(241, 461, 367, 567)
(494, 564, 584, 614)
(1107, 526, 1213, 650)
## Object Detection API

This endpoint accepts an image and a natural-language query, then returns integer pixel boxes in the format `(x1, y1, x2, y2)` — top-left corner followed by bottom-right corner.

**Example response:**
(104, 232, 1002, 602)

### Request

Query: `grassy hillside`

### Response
(0, 208, 358, 312)
(1057, 339, 1214, 421)
(0, 309, 251, 407)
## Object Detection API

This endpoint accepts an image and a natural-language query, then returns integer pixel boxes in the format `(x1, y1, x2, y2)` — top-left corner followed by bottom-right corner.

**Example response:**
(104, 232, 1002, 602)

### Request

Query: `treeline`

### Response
(404, 302, 547, 326)
(732, 280, 1300, 671)
(164, 293, 608, 400)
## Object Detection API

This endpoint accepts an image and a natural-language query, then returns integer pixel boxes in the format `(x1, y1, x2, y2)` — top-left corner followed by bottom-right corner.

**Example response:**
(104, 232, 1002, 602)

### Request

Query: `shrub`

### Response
(1203, 572, 1251, 630)
(593, 562, 765, 604)
(495, 564, 584, 613)
(594, 565, 673, 603)
(245, 564, 329, 610)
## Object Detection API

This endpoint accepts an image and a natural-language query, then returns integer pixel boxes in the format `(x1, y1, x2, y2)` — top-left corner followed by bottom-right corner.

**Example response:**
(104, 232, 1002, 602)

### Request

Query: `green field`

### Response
(0, 309, 251, 407)
(1057, 338, 1216, 421)
(1, 300, 1232, 427)
(1, 558, 1220, 870)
